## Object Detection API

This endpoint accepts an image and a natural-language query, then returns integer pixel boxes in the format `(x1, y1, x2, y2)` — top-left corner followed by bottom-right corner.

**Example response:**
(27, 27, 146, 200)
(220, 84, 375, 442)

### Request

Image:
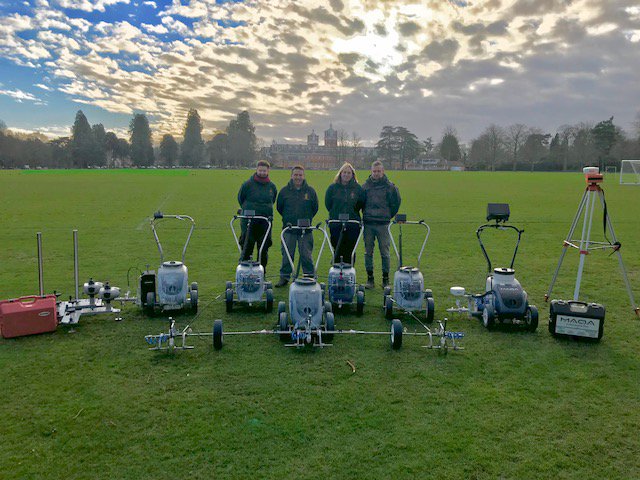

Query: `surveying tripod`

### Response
(546, 169, 639, 316)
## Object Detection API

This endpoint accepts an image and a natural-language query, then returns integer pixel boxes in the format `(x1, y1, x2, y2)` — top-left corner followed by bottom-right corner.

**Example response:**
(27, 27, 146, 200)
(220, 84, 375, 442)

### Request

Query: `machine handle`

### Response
(153, 211, 163, 219)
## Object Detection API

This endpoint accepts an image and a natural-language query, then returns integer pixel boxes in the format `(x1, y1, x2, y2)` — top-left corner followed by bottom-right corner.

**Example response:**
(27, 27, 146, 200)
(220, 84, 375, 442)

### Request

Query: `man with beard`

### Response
(362, 160, 401, 289)
(237, 160, 278, 271)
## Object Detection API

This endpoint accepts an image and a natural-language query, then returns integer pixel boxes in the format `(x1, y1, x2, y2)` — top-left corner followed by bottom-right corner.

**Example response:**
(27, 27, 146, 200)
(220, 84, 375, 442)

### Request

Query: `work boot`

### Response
(382, 273, 389, 288)
(275, 277, 288, 288)
(365, 272, 375, 290)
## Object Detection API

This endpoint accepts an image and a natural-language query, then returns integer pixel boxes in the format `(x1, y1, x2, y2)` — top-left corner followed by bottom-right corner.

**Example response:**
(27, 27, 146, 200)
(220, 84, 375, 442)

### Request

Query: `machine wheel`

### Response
(324, 301, 332, 314)
(324, 311, 335, 342)
(383, 286, 391, 307)
(391, 319, 403, 350)
(385, 296, 394, 320)
(213, 319, 223, 350)
(225, 288, 233, 313)
(356, 290, 365, 316)
(191, 282, 198, 292)
(278, 301, 286, 316)
(525, 305, 539, 332)
(482, 303, 495, 330)
(190, 288, 198, 313)
(426, 297, 435, 323)
(279, 312, 289, 341)
(265, 281, 273, 290)
(225, 281, 232, 290)
(424, 289, 433, 299)
(265, 288, 274, 313)
(144, 291, 156, 315)
(358, 284, 365, 293)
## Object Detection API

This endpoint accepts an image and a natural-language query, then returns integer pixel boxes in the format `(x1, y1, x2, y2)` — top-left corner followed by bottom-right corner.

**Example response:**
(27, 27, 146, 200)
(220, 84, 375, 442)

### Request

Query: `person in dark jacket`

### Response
(324, 162, 364, 264)
(237, 160, 278, 270)
(363, 160, 401, 288)
(275, 165, 319, 287)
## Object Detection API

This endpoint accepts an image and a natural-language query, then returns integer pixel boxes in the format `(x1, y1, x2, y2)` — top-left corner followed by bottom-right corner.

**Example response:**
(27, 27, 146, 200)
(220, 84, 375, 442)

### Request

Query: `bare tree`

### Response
(350, 131, 361, 167)
(484, 124, 506, 172)
(506, 124, 527, 171)
(338, 129, 349, 167)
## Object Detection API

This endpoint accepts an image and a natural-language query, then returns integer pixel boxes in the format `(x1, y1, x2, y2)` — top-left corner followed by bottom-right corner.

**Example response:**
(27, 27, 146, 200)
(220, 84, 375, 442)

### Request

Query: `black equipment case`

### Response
(549, 300, 605, 341)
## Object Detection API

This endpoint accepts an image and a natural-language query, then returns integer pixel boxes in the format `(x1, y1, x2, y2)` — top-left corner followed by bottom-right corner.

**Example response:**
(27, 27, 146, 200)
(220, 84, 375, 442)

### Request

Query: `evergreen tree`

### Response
(395, 126, 422, 170)
(92, 123, 107, 166)
(71, 110, 96, 168)
(129, 113, 154, 166)
(226, 110, 256, 167)
(206, 133, 229, 166)
(592, 116, 617, 170)
(375, 126, 398, 163)
(438, 126, 462, 163)
(160, 134, 179, 166)
(180, 109, 204, 166)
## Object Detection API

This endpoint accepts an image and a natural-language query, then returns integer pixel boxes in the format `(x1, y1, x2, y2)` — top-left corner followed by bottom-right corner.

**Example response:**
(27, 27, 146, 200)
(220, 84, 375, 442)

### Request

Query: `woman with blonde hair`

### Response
(324, 162, 364, 264)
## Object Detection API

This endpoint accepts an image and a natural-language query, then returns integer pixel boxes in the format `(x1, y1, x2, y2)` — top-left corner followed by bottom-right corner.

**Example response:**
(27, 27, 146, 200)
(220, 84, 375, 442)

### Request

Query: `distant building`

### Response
(260, 124, 377, 170)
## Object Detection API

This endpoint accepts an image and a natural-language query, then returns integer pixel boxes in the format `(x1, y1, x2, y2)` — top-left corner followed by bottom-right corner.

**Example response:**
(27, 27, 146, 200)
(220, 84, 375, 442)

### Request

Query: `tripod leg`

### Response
(598, 190, 639, 315)
(546, 189, 588, 301)
(573, 190, 597, 301)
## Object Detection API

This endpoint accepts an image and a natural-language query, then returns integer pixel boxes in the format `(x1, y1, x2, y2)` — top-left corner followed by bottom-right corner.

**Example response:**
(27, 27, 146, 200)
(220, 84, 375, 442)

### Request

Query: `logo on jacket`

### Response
(304, 193, 309, 200)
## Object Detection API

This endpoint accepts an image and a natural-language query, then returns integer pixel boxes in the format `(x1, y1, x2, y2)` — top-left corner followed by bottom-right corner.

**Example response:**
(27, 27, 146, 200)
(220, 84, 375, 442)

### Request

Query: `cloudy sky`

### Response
(0, 0, 639, 145)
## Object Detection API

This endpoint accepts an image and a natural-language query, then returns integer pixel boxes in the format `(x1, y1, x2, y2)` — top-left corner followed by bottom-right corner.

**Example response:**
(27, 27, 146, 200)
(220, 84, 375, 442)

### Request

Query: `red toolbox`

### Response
(0, 295, 58, 339)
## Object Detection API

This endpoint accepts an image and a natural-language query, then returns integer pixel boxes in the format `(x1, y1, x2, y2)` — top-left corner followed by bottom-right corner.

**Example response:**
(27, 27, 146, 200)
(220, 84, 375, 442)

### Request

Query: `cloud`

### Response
(55, 0, 130, 13)
(0, 88, 46, 104)
(1, 0, 639, 143)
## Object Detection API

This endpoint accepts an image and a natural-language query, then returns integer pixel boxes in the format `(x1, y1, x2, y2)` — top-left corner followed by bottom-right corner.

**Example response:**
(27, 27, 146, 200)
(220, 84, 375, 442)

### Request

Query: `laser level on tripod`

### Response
(546, 167, 639, 341)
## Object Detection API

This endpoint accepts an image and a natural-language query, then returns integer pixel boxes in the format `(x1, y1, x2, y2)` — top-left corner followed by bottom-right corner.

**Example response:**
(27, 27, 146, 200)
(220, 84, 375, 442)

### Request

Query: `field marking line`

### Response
(136, 193, 173, 230)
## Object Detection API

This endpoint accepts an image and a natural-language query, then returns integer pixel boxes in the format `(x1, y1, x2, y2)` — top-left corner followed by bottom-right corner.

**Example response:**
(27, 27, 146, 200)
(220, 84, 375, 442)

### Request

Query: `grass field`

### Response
(1, 169, 639, 479)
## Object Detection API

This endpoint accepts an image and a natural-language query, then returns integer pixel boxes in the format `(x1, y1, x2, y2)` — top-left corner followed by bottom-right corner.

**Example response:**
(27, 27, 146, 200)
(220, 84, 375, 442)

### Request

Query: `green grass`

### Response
(0, 170, 639, 479)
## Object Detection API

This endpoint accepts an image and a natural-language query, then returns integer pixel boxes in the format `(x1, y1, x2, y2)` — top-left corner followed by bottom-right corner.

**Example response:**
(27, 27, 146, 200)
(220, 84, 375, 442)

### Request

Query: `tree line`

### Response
(0, 110, 257, 169)
(374, 116, 640, 171)
(2, 113, 639, 171)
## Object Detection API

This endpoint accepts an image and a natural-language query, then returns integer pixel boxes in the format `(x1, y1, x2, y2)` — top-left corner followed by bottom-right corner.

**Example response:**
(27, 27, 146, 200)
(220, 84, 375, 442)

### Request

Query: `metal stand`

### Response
(546, 172, 638, 316)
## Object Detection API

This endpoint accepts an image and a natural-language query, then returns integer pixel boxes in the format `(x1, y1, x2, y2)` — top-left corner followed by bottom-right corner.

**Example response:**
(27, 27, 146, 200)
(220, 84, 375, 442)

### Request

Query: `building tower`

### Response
(307, 129, 319, 147)
(324, 123, 337, 148)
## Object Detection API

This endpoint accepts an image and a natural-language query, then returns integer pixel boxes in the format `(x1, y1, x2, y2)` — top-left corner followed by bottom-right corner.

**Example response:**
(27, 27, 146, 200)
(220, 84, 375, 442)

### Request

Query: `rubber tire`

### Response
(190, 288, 198, 313)
(144, 291, 155, 316)
(225, 288, 233, 313)
(324, 301, 332, 314)
(278, 301, 286, 316)
(358, 284, 365, 293)
(426, 297, 435, 323)
(265, 281, 273, 290)
(482, 302, 495, 330)
(265, 288, 274, 313)
(213, 319, 223, 350)
(525, 305, 539, 332)
(385, 296, 394, 320)
(356, 290, 365, 316)
(324, 311, 335, 342)
(279, 312, 289, 341)
(225, 281, 232, 290)
(424, 289, 433, 299)
(191, 282, 198, 291)
(391, 319, 403, 350)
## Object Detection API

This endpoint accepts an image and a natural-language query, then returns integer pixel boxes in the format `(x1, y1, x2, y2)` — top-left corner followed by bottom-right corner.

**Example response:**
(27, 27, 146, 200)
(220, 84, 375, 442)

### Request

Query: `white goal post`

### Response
(620, 160, 640, 185)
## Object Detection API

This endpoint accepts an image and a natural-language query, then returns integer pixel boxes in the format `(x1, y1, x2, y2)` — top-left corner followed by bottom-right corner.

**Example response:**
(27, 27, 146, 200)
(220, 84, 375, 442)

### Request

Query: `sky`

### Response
(0, 0, 639, 146)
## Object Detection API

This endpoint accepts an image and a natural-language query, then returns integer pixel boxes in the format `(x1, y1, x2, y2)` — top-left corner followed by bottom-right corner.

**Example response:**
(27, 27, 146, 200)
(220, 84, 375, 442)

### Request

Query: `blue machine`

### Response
(226, 210, 274, 313)
(138, 212, 198, 315)
(322, 215, 365, 315)
(469, 204, 538, 331)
